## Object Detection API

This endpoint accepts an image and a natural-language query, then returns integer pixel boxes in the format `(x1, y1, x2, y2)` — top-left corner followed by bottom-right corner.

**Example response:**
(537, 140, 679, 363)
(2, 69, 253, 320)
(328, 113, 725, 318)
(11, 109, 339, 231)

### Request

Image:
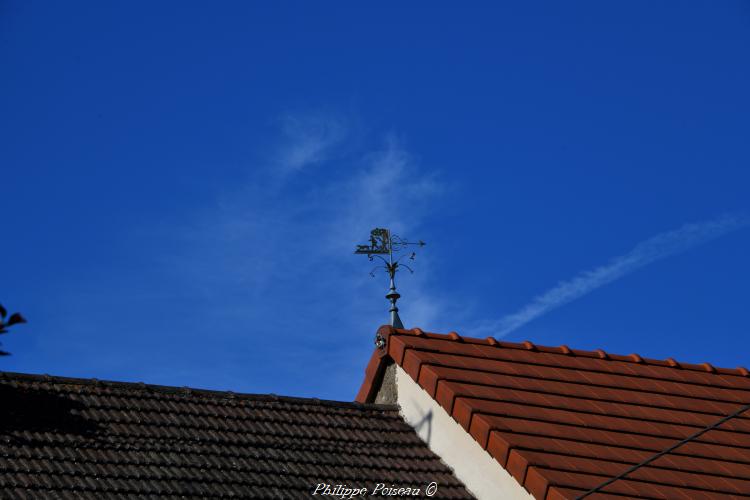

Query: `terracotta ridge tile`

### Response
(400, 328, 750, 379)
(702, 362, 716, 373)
(499, 340, 529, 349)
(392, 328, 486, 346)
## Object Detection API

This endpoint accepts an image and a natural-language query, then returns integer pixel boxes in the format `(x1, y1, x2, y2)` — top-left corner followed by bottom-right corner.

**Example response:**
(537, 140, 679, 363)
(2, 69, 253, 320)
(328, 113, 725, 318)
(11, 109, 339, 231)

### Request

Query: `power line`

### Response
(576, 401, 750, 499)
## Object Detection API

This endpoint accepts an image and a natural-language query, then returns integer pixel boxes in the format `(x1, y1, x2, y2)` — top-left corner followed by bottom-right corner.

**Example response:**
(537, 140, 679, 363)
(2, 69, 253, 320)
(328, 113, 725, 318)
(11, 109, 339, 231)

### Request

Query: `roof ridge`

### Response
(0, 370, 398, 411)
(393, 327, 750, 378)
(354, 325, 750, 498)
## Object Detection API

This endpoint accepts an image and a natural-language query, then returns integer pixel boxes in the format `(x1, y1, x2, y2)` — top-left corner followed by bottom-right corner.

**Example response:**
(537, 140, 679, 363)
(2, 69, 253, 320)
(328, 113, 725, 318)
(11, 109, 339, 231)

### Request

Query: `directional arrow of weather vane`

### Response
(354, 228, 425, 346)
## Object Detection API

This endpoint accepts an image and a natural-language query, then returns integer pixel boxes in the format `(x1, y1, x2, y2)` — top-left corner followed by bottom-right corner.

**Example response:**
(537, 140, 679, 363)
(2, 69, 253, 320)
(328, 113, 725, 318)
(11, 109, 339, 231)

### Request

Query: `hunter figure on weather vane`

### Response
(355, 228, 425, 346)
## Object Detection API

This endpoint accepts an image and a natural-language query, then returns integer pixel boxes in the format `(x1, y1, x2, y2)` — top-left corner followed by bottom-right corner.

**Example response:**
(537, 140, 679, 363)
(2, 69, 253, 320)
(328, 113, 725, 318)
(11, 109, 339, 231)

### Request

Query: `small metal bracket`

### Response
(375, 333, 386, 350)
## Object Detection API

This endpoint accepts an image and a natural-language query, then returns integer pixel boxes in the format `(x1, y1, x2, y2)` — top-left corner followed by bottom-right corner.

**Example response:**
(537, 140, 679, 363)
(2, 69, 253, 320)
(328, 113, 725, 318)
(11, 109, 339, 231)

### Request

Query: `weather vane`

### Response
(355, 228, 425, 346)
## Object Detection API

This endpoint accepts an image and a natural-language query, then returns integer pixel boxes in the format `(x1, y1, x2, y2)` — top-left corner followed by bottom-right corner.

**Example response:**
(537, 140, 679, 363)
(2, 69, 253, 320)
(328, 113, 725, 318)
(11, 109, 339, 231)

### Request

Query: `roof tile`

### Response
(358, 327, 750, 499)
(1, 371, 473, 499)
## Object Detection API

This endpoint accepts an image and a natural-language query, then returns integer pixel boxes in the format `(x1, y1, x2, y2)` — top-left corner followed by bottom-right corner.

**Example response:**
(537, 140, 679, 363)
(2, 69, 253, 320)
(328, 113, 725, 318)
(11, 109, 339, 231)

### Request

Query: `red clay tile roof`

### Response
(0, 371, 472, 499)
(357, 325, 750, 500)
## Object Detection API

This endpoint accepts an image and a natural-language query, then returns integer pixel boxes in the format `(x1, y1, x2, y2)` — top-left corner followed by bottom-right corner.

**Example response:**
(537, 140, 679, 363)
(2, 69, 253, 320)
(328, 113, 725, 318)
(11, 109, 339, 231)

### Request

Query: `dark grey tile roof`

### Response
(0, 371, 472, 499)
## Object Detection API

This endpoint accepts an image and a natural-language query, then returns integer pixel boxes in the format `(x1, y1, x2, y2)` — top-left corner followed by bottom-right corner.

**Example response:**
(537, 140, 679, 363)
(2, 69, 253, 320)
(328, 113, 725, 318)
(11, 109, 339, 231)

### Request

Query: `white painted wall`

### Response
(395, 365, 534, 500)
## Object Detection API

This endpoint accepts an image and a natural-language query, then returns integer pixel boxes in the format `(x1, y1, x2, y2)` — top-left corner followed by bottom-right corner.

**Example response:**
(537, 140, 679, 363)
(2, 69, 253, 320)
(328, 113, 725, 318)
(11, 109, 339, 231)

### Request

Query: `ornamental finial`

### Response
(355, 228, 425, 345)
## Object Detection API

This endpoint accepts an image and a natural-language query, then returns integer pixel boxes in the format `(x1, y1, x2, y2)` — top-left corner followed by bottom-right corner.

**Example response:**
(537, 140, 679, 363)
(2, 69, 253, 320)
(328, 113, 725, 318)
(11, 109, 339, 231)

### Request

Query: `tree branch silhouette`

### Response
(0, 303, 27, 356)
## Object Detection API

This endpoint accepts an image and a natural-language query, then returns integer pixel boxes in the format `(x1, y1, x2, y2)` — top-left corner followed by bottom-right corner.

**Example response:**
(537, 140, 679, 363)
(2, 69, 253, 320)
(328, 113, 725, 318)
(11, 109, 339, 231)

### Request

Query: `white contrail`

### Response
(481, 214, 750, 338)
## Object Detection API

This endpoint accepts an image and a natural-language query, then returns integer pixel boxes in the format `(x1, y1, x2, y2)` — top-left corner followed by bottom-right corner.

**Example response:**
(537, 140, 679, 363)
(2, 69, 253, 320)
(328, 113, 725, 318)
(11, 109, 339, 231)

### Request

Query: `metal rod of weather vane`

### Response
(386, 229, 404, 329)
(355, 227, 419, 334)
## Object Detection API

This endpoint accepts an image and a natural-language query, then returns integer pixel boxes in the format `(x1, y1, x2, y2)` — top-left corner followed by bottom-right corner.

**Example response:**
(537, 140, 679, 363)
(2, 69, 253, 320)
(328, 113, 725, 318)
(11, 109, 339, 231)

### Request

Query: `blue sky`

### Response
(2, 2, 750, 401)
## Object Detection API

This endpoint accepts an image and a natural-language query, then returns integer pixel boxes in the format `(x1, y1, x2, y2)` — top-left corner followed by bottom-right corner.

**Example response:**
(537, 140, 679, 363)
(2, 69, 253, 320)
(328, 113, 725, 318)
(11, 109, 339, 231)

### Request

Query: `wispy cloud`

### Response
(475, 214, 750, 338)
(273, 113, 347, 173)
(163, 115, 449, 395)
(39, 112, 451, 398)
